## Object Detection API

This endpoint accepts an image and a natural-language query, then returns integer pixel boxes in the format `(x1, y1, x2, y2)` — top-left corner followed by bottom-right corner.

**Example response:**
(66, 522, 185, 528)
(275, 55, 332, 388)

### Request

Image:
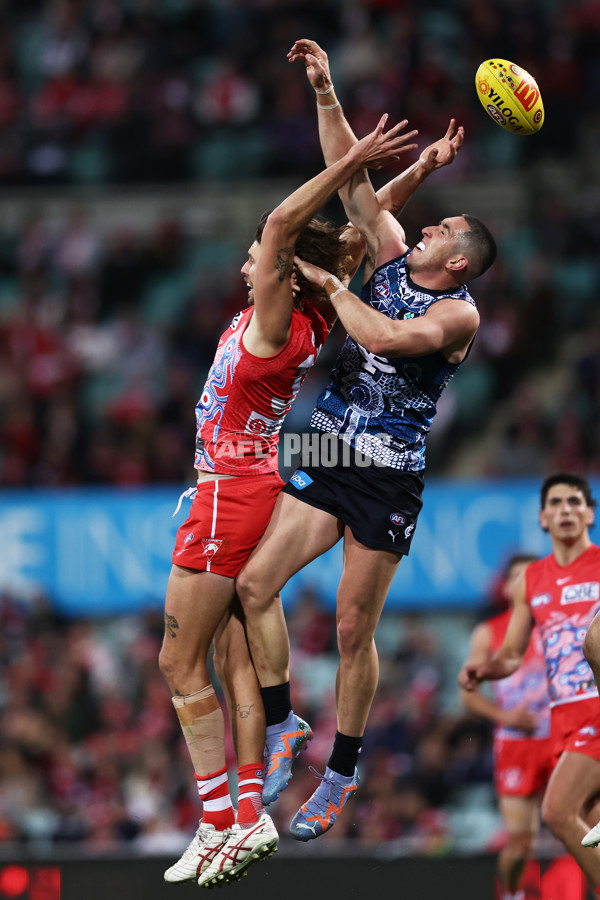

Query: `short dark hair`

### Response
(255, 212, 350, 304)
(540, 471, 597, 509)
(457, 214, 497, 280)
(504, 553, 538, 576)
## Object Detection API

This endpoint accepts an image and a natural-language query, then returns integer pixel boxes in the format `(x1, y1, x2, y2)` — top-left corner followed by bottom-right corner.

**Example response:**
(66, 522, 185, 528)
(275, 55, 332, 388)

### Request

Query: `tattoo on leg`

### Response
(275, 247, 293, 282)
(165, 613, 179, 639)
(236, 703, 254, 719)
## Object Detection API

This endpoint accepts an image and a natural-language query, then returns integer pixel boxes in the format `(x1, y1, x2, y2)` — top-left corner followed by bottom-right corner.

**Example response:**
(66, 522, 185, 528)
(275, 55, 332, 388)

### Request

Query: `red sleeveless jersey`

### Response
(487, 609, 550, 739)
(195, 301, 329, 475)
(526, 544, 600, 708)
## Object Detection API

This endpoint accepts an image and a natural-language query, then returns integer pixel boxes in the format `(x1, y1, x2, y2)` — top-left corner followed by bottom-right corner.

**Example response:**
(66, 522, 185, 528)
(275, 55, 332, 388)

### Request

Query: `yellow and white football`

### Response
(475, 59, 544, 135)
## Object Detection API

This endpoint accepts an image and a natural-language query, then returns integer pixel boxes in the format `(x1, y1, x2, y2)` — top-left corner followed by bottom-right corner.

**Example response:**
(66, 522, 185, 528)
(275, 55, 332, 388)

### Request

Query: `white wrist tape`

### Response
(315, 85, 334, 95)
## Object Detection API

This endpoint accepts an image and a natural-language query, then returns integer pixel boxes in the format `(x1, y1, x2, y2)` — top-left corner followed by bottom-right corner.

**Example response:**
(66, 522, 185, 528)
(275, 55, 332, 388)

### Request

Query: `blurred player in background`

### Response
(159, 117, 416, 887)
(460, 554, 551, 900)
(579, 554, 600, 848)
(237, 38, 496, 842)
(459, 472, 600, 896)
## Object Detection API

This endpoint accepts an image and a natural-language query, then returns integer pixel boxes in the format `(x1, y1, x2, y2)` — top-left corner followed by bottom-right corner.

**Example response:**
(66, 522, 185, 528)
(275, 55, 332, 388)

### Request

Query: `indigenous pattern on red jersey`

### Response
(488, 609, 550, 740)
(526, 545, 600, 708)
(195, 302, 328, 475)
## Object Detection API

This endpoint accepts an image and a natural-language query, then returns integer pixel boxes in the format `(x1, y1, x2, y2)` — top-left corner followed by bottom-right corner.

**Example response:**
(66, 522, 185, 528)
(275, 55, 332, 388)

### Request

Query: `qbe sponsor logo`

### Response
(531, 593, 551, 608)
(560, 582, 599, 605)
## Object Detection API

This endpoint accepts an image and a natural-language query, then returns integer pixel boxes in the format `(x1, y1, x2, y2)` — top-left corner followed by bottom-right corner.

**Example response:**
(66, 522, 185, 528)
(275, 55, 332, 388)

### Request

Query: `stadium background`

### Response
(0, 0, 598, 897)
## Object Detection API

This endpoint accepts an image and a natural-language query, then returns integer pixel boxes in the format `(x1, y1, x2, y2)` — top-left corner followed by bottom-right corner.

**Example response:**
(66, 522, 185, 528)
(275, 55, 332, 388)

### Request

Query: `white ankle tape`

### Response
(172, 684, 215, 708)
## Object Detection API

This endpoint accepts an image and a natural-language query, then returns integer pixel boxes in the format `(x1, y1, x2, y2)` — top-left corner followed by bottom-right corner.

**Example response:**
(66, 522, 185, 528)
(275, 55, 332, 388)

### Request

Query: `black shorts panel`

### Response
(282, 437, 424, 555)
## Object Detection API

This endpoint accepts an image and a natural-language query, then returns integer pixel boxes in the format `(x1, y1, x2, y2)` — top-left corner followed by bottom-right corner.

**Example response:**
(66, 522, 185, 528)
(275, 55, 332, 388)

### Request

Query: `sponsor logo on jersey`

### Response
(560, 582, 600, 605)
(404, 523, 415, 540)
(531, 593, 552, 608)
(390, 513, 406, 525)
(184, 532, 194, 544)
(201, 539, 223, 560)
(245, 410, 282, 437)
(374, 282, 390, 300)
(290, 470, 313, 490)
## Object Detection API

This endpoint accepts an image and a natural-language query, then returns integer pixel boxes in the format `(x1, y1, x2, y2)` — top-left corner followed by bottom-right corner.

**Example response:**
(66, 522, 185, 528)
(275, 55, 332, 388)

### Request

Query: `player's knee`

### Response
(236, 567, 268, 615)
(158, 642, 177, 684)
(336, 614, 374, 658)
(506, 830, 533, 859)
(541, 795, 569, 838)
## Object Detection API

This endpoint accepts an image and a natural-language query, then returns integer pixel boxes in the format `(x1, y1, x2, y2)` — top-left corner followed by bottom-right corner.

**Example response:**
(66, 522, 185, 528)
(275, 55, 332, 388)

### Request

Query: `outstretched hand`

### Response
(353, 114, 418, 170)
(288, 38, 332, 93)
(419, 119, 464, 172)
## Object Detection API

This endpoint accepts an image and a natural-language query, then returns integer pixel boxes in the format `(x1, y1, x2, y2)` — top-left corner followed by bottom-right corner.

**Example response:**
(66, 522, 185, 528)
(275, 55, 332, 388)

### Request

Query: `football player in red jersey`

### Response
(459, 473, 600, 896)
(160, 111, 458, 886)
(460, 554, 551, 900)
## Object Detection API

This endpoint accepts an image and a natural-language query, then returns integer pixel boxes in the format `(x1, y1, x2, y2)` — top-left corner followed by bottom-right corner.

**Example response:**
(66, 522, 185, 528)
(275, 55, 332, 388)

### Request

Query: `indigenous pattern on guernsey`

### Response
(488, 609, 551, 740)
(310, 253, 476, 470)
(526, 545, 600, 708)
(195, 302, 328, 475)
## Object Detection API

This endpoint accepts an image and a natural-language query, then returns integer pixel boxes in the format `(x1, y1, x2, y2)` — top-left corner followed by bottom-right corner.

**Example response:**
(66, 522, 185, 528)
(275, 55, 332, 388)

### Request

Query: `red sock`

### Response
(236, 763, 264, 825)
(195, 765, 235, 830)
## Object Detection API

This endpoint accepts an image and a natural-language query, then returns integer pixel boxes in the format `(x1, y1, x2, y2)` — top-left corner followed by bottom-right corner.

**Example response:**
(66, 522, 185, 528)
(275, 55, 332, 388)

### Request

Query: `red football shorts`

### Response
(172, 472, 284, 578)
(550, 696, 600, 767)
(494, 736, 552, 797)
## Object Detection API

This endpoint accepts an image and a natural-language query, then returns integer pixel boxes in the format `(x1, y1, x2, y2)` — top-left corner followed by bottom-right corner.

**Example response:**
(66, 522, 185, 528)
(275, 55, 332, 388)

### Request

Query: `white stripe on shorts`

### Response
(207, 480, 219, 572)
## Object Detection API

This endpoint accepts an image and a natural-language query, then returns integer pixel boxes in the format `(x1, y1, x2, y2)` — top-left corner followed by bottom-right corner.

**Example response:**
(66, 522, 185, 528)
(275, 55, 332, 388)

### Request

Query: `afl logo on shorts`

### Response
(390, 513, 406, 525)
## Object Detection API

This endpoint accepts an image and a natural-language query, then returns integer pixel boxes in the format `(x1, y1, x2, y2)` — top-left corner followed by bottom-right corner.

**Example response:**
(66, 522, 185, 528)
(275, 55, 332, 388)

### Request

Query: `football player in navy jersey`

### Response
(236, 39, 496, 841)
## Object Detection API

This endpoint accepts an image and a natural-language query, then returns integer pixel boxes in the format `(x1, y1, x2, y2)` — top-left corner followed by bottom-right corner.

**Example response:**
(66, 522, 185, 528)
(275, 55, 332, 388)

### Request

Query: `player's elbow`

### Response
(264, 204, 295, 239)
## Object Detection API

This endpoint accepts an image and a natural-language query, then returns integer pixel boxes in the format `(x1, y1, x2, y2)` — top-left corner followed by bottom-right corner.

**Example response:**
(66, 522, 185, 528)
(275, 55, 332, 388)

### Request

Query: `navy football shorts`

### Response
(281, 434, 424, 555)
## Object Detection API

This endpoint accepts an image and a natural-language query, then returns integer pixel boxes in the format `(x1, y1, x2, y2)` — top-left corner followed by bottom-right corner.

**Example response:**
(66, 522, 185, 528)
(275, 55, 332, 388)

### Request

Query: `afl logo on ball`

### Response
(487, 105, 506, 125)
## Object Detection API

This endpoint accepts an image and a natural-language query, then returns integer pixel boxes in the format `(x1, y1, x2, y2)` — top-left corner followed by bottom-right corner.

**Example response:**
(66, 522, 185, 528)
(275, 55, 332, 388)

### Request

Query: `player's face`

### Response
(408, 216, 469, 274)
(240, 240, 261, 305)
(539, 483, 595, 542)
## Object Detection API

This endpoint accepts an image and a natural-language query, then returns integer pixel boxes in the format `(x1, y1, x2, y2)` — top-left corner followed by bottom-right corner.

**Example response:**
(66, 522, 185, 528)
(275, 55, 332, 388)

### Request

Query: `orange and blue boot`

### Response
(262, 711, 313, 806)
(289, 766, 359, 841)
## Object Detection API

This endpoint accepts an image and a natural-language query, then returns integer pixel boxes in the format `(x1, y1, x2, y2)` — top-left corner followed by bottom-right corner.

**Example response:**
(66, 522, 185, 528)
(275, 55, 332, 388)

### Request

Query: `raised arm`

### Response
(289, 40, 464, 277)
(293, 255, 479, 360)
(245, 115, 417, 357)
(460, 621, 538, 734)
(288, 39, 414, 272)
(458, 574, 535, 690)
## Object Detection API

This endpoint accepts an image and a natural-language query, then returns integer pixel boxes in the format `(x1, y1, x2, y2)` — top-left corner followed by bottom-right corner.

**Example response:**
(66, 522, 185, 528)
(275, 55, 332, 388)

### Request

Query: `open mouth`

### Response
(415, 240, 425, 251)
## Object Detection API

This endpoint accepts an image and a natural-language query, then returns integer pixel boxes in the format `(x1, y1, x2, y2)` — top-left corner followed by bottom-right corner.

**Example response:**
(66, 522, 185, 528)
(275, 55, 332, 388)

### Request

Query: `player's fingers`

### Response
(383, 118, 409, 137)
(445, 118, 456, 139)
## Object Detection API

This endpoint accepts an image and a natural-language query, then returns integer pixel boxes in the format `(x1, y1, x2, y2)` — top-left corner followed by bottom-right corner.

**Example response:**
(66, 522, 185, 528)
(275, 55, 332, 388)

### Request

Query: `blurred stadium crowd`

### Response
(0, 0, 598, 857)
(0, 0, 599, 485)
(0, 585, 512, 854)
